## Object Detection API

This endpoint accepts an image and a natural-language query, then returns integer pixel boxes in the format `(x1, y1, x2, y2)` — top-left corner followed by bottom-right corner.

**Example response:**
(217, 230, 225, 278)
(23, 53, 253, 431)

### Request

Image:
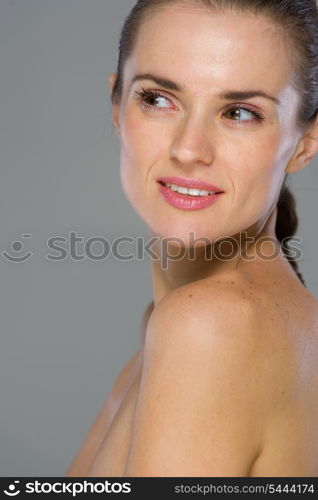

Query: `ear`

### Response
(108, 72, 121, 137)
(285, 113, 318, 173)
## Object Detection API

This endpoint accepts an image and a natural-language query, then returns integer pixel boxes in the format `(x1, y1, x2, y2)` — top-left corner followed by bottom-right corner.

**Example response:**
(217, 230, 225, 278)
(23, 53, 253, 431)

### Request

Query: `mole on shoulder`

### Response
(188, 293, 193, 298)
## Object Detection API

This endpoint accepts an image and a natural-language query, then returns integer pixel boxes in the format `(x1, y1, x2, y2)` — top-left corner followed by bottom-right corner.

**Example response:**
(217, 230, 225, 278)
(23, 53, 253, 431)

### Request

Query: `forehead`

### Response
(124, 5, 294, 97)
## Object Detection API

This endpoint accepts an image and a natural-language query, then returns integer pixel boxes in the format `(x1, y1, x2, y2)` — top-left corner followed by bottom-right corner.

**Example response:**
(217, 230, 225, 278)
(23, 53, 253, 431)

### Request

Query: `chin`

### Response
(144, 220, 220, 249)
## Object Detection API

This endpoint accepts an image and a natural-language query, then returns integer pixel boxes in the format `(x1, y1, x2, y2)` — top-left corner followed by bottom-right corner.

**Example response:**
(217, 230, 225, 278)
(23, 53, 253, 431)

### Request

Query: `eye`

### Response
(223, 105, 264, 125)
(133, 88, 175, 113)
(133, 88, 265, 125)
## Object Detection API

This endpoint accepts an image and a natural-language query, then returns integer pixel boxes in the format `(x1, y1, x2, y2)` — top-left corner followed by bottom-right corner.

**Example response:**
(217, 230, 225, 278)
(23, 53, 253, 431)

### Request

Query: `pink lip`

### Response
(158, 183, 223, 211)
(157, 176, 223, 193)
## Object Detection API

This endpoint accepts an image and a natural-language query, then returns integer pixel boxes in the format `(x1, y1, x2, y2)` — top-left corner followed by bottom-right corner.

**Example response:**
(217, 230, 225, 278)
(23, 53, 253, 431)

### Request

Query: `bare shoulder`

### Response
(149, 274, 269, 346)
(123, 276, 318, 476)
(146, 275, 271, 387)
(124, 278, 282, 476)
(146, 273, 312, 412)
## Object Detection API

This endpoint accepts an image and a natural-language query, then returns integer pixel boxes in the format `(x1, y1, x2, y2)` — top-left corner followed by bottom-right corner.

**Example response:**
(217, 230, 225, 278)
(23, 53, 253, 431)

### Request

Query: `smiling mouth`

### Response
(158, 181, 221, 197)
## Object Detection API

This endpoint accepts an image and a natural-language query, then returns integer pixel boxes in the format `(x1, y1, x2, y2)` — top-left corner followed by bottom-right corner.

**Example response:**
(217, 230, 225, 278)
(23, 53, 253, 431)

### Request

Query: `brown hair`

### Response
(111, 0, 318, 287)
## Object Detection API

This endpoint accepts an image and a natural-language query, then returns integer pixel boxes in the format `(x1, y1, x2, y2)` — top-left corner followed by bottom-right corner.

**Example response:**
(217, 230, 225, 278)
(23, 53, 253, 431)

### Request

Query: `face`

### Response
(110, 4, 304, 246)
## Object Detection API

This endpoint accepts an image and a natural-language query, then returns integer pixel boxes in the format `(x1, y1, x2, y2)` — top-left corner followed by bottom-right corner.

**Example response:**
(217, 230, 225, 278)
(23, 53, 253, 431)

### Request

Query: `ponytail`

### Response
(275, 178, 306, 286)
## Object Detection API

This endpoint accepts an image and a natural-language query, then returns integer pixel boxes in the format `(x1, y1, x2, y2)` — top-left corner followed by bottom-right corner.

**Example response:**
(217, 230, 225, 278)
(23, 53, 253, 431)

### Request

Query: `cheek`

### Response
(118, 110, 165, 208)
(224, 131, 289, 224)
(124, 105, 174, 150)
(120, 111, 165, 171)
(231, 131, 286, 191)
(119, 110, 171, 189)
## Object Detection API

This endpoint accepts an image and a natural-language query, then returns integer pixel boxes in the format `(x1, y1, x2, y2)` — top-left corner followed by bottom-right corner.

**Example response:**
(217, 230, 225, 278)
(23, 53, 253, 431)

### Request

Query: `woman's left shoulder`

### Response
(159, 272, 265, 318)
(150, 274, 269, 348)
(156, 271, 318, 343)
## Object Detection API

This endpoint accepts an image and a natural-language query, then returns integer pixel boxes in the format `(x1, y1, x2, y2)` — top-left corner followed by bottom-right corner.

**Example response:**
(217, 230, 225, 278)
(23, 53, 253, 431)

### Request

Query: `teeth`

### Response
(165, 183, 216, 196)
(188, 188, 202, 196)
(177, 186, 189, 195)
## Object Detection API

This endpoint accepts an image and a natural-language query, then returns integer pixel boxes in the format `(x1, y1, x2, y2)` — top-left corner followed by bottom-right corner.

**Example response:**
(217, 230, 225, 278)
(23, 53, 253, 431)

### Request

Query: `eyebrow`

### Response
(130, 73, 282, 106)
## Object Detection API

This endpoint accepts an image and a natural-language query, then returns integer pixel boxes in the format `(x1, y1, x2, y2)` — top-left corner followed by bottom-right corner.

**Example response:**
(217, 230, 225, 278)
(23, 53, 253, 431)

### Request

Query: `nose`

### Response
(170, 115, 215, 167)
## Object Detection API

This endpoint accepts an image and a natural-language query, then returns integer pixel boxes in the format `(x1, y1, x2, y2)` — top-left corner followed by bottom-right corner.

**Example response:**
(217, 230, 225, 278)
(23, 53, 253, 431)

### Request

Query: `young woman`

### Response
(64, 0, 318, 477)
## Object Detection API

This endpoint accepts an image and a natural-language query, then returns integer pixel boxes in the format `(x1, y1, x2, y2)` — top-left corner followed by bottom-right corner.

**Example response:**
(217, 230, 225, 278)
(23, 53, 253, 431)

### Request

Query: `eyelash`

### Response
(133, 87, 265, 125)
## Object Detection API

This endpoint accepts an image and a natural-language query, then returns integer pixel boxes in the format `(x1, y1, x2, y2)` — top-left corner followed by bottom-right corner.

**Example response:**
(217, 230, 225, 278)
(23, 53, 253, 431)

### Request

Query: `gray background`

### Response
(0, 0, 317, 476)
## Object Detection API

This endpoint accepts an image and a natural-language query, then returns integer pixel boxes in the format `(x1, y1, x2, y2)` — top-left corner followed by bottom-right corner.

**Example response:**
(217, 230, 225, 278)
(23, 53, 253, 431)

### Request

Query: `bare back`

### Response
(65, 261, 318, 477)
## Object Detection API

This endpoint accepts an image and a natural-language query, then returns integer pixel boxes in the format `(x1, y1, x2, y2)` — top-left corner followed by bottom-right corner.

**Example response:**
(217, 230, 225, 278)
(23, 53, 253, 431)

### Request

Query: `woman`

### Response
(65, 0, 318, 477)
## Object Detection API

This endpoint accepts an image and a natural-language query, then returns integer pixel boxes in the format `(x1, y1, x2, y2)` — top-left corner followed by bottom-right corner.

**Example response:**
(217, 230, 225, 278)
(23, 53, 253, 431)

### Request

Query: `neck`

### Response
(150, 205, 279, 306)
